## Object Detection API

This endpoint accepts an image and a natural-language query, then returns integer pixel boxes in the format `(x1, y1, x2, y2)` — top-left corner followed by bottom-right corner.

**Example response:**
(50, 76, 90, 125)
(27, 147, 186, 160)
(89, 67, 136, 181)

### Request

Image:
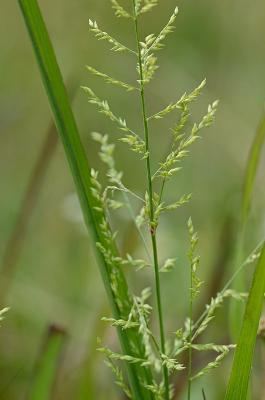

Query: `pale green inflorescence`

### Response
(0, 307, 9, 324)
(83, 1, 245, 399)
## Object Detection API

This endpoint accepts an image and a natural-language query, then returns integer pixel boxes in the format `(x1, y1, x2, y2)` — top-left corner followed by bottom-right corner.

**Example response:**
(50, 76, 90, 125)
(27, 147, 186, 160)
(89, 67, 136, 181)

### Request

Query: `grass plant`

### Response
(17, 0, 265, 399)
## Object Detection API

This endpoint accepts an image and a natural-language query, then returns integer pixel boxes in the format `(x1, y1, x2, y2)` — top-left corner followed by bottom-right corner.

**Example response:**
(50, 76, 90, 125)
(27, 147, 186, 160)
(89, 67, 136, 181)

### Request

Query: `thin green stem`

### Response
(122, 190, 152, 262)
(132, 2, 170, 399)
(158, 178, 166, 206)
(187, 267, 193, 400)
(154, 131, 179, 205)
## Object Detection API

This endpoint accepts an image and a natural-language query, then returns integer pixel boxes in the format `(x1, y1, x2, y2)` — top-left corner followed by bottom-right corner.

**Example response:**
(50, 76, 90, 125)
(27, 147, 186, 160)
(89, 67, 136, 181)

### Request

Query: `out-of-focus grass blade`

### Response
(230, 113, 265, 338)
(241, 114, 265, 224)
(225, 244, 265, 400)
(17, 1, 153, 398)
(28, 325, 66, 400)
(77, 303, 109, 400)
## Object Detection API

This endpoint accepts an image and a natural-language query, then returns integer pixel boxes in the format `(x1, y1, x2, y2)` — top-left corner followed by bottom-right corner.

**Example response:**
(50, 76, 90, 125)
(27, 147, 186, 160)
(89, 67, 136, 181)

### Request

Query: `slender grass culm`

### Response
(17, 0, 265, 399)
(132, 1, 170, 397)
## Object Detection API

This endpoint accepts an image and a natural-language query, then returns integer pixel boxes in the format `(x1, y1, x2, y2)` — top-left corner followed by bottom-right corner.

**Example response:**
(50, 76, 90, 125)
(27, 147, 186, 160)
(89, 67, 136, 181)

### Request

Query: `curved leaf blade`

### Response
(17, 1, 153, 398)
(230, 113, 265, 338)
(241, 114, 265, 224)
(225, 244, 265, 400)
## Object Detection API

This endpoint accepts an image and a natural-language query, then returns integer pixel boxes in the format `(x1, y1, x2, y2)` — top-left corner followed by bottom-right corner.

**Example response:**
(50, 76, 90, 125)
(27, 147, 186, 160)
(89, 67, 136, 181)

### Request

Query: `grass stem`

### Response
(132, 2, 170, 399)
(187, 268, 193, 400)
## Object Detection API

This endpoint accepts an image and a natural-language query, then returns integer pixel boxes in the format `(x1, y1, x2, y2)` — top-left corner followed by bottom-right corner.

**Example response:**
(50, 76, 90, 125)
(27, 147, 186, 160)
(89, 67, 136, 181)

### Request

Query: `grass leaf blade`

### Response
(225, 244, 265, 400)
(28, 325, 66, 400)
(241, 114, 265, 224)
(17, 1, 153, 398)
(229, 113, 265, 339)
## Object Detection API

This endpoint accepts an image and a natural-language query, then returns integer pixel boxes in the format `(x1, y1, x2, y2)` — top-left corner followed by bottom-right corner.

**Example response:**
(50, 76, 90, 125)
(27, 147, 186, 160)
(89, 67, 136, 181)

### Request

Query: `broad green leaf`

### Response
(17, 1, 153, 398)
(225, 244, 265, 400)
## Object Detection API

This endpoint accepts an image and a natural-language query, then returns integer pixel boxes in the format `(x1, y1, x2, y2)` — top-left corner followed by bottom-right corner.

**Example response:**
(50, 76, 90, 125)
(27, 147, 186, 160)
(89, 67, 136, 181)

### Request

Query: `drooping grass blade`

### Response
(17, 1, 153, 398)
(230, 113, 265, 338)
(241, 114, 265, 224)
(225, 244, 265, 400)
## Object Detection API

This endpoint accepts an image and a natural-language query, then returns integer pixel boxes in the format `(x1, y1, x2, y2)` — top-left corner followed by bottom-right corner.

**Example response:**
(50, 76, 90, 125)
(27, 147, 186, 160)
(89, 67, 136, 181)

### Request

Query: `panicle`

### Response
(188, 218, 203, 300)
(0, 307, 9, 324)
(190, 344, 236, 381)
(139, 0, 159, 15)
(111, 0, 132, 18)
(148, 79, 206, 121)
(89, 19, 136, 55)
(143, 6, 179, 55)
(84, 1, 235, 394)
(86, 65, 137, 92)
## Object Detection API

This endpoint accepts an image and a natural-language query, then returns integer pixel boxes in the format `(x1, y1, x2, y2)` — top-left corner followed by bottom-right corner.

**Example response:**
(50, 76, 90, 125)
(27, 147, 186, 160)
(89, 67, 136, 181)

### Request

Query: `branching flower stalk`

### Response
(132, 1, 170, 398)
(187, 218, 202, 400)
(83, 2, 238, 399)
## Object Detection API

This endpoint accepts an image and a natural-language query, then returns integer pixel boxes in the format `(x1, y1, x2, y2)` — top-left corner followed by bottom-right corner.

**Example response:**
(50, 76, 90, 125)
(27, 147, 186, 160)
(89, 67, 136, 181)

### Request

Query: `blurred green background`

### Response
(1, 0, 265, 399)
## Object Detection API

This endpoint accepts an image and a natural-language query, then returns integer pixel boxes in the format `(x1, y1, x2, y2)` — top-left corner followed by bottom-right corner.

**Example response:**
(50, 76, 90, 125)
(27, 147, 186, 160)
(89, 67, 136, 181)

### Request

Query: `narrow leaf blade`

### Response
(17, 1, 153, 398)
(225, 245, 265, 400)
(230, 113, 265, 338)
(242, 114, 265, 224)
(28, 325, 66, 400)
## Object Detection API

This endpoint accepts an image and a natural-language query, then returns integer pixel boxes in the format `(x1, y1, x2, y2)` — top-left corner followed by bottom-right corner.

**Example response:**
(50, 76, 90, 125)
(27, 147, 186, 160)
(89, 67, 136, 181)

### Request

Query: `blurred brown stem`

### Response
(0, 124, 58, 303)
(0, 83, 76, 305)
